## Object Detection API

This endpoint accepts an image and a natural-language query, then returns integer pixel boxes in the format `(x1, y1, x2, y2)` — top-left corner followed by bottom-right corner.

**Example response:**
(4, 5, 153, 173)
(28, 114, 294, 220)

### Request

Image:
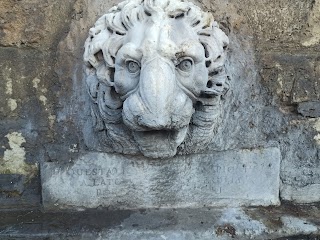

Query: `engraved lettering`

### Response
(67, 169, 74, 175)
(96, 188, 110, 197)
(106, 168, 118, 177)
(92, 178, 99, 186)
(97, 189, 101, 196)
(80, 179, 88, 186)
(115, 179, 122, 185)
(100, 178, 106, 186)
(43, 148, 280, 208)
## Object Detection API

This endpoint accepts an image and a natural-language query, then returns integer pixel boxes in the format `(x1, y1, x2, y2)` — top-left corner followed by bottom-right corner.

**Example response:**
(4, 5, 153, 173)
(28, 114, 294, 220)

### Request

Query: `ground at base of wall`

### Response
(0, 203, 319, 240)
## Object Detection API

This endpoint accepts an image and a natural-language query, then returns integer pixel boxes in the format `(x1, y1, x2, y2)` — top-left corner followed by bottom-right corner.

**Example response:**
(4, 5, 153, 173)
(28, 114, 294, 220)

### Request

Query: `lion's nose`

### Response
(122, 56, 194, 131)
(136, 57, 176, 129)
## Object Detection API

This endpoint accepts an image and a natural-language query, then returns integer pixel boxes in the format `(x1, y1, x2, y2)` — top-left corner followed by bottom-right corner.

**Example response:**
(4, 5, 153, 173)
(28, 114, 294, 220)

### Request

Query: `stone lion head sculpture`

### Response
(84, 0, 229, 158)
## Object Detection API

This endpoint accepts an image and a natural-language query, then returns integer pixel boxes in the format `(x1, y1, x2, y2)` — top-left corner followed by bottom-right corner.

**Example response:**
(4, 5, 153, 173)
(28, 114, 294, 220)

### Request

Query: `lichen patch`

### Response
(313, 118, 320, 132)
(5, 77, 13, 95)
(314, 134, 320, 145)
(313, 118, 320, 145)
(39, 95, 47, 106)
(32, 78, 41, 89)
(4, 67, 13, 95)
(0, 132, 38, 177)
(302, 0, 320, 46)
(48, 114, 56, 128)
(7, 98, 17, 111)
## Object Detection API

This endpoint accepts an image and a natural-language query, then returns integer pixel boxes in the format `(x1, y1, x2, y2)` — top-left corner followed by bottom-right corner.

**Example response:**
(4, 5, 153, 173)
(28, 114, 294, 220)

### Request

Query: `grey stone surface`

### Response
(280, 118, 320, 204)
(44, 0, 320, 207)
(41, 147, 280, 210)
(298, 101, 320, 118)
(1, 0, 320, 210)
(0, 174, 25, 194)
(281, 184, 320, 204)
(260, 52, 320, 106)
(1, 204, 320, 240)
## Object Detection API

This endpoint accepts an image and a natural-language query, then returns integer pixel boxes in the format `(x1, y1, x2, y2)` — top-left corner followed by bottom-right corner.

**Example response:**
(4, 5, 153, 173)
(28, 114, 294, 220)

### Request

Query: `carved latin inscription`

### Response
(41, 149, 281, 209)
(84, 0, 229, 158)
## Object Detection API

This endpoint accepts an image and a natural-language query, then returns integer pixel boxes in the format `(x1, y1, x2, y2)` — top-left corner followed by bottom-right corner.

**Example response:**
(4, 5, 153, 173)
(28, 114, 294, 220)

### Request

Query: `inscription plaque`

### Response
(41, 148, 281, 209)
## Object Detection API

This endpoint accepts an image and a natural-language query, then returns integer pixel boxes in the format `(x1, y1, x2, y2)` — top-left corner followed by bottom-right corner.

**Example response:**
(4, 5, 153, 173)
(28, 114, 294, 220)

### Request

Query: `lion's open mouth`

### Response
(132, 126, 188, 158)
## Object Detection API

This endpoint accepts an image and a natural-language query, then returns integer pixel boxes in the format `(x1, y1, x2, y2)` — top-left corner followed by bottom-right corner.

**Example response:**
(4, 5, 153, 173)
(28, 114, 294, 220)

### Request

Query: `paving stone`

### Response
(0, 204, 319, 239)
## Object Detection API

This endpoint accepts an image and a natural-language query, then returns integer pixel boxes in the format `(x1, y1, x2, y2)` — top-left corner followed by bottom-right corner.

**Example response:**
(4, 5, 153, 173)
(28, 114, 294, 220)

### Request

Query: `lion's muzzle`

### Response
(123, 57, 194, 131)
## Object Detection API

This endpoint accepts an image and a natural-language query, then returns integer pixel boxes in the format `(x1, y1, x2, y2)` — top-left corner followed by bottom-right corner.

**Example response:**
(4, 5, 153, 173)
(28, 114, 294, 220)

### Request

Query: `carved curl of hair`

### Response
(84, 0, 229, 140)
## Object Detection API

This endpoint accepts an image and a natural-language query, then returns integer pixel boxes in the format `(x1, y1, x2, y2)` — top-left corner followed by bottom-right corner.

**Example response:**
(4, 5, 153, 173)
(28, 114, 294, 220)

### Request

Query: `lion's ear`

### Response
(86, 74, 99, 102)
(91, 104, 105, 131)
(84, 29, 110, 67)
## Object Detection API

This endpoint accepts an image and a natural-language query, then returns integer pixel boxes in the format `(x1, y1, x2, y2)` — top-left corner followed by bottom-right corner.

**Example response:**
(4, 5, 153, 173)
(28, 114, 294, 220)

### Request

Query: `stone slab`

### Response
(281, 184, 320, 203)
(297, 101, 320, 118)
(1, 205, 320, 240)
(41, 147, 281, 210)
(0, 174, 25, 194)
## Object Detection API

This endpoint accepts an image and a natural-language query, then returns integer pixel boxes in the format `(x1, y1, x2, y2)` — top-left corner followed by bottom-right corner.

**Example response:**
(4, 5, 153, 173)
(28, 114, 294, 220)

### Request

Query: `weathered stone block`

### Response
(298, 101, 320, 117)
(41, 147, 281, 210)
(0, 174, 25, 194)
(281, 184, 320, 204)
(0, 0, 75, 49)
(292, 57, 320, 103)
(0, 47, 52, 118)
(233, 0, 313, 47)
(280, 119, 320, 203)
(260, 52, 320, 105)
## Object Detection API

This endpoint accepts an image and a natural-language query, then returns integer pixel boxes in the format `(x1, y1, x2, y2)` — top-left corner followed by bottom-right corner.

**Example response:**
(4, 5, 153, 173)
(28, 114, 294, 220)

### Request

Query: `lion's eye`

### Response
(126, 61, 140, 74)
(178, 59, 193, 72)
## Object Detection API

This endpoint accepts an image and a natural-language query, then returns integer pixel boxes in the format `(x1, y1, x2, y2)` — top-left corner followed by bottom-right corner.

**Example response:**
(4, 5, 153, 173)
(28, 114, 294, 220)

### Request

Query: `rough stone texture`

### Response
(260, 52, 320, 106)
(236, 1, 314, 48)
(41, 148, 280, 210)
(0, 0, 76, 209)
(0, 204, 320, 239)
(0, 0, 75, 49)
(0, 174, 25, 194)
(298, 101, 320, 118)
(0, 0, 319, 210)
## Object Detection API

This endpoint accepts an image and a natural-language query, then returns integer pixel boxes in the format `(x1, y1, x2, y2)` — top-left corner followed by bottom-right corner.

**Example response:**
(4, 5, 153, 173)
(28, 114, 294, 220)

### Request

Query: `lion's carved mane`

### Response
(84, 0, 229, 158)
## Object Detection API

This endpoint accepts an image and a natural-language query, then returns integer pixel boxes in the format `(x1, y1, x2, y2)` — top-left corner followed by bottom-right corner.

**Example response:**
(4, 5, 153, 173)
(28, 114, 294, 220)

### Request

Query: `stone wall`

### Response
(0, 0, 319, 209)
